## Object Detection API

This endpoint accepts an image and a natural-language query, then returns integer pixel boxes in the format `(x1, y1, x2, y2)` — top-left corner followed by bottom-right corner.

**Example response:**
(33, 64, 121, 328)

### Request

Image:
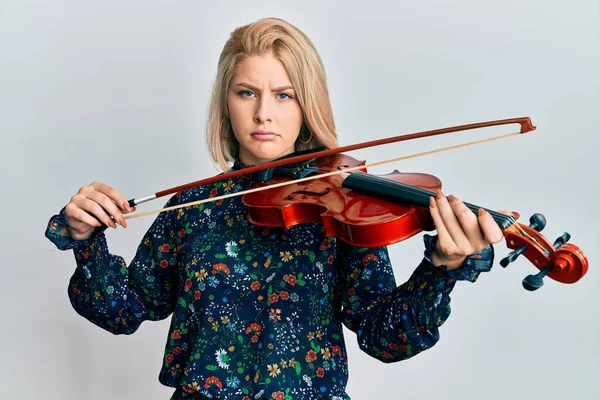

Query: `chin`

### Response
(245, 143, 294, 162)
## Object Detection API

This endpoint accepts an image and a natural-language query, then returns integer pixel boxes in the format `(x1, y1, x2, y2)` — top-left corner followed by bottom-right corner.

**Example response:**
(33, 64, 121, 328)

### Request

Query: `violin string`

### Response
(355, 172, 525, 233)
(377, 178, 532, 240)
(124, 131, 523, 221)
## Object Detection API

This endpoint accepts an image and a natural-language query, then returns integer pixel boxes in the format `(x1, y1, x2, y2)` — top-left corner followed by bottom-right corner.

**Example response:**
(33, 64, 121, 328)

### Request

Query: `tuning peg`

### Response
(528, 213, 546, 232)
(522, 265, 553, 291)
(500, 245, 526, 267)
(552, 232, 570, 248)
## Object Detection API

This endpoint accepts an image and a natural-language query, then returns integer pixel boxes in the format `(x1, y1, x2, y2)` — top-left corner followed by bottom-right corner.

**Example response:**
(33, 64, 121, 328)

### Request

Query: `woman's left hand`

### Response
(429, 189, 509, 270)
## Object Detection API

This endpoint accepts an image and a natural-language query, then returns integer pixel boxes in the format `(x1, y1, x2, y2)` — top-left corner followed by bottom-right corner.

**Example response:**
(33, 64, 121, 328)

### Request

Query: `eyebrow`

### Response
(234, 82, 295, 92)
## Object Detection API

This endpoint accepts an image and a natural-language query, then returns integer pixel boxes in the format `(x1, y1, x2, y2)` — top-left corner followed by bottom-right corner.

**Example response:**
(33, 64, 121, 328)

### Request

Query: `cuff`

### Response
(45, 207, 108, 252)
(422, 233, 494, 283)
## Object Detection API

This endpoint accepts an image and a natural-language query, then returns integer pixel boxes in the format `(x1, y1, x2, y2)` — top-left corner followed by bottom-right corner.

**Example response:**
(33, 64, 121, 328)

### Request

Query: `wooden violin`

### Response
(124, 117, 589, 291)
(242, 152, 588, 291)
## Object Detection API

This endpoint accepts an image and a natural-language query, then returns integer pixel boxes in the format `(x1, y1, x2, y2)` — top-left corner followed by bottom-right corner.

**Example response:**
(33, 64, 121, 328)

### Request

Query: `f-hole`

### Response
(287, 187, 331, 200)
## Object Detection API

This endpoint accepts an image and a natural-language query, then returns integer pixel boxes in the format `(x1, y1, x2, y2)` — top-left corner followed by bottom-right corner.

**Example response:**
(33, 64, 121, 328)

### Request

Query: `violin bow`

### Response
(125, 126, 525, 220)
(125, 117, 536, 211)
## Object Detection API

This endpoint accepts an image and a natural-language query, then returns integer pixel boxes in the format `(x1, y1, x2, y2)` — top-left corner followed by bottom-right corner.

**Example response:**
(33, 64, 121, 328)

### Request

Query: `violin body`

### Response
(242, 152, 588, 290)
(243, 153, 442, 247)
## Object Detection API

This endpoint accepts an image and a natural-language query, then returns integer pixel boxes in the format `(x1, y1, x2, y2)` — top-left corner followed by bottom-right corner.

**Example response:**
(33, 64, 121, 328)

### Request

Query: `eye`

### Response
(238, 90, 254, 97)
(277, 93, 293, 100)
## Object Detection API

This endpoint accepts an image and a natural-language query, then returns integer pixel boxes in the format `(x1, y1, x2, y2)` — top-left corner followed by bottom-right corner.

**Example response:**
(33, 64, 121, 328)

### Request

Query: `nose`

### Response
(254, 96, 272, 123)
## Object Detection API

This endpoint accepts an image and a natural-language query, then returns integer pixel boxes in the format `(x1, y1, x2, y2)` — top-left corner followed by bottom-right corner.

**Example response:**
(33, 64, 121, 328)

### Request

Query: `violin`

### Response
(124, 117, 588, 291)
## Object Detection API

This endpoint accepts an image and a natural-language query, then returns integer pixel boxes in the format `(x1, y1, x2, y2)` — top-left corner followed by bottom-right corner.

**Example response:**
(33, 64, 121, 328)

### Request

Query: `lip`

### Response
(251, 130, 278, 140)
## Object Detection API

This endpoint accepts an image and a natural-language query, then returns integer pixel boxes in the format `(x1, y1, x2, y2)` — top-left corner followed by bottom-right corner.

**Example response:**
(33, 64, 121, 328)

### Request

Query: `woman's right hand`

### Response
(64, 182, 136, 241)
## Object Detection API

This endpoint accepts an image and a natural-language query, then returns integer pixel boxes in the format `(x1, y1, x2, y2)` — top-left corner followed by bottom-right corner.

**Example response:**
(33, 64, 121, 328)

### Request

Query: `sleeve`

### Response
(44, 195, 182, 335)
(337, 233, 494, 363)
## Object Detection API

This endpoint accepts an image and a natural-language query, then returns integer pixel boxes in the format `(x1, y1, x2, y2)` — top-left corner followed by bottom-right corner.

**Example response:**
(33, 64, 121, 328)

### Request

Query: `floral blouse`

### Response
(45, 161, 494, 400)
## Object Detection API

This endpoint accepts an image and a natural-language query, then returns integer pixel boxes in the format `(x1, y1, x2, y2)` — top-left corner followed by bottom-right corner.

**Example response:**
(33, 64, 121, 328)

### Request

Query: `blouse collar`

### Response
(231, 159, 251, 171)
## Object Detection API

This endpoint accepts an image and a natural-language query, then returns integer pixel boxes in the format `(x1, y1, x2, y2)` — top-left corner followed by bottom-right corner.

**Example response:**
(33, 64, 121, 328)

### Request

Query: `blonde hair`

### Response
(206, 17, 338, 171)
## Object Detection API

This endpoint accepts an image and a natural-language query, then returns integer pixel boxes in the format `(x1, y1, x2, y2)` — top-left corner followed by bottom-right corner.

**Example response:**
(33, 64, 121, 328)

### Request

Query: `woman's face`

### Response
(227, 51, 303, 166)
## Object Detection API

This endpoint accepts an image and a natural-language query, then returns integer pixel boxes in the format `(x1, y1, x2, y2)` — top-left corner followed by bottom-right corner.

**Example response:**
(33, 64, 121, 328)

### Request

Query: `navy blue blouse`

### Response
(45, 161, 494, 399)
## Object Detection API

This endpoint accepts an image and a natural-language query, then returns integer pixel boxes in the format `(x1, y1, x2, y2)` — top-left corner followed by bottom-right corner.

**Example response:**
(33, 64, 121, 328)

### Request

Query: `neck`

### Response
(341, 171, 514, 230)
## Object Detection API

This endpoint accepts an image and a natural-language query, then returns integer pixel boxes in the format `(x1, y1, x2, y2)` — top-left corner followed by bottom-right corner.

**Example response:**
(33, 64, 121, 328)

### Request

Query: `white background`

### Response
(1, 1, 598, 399)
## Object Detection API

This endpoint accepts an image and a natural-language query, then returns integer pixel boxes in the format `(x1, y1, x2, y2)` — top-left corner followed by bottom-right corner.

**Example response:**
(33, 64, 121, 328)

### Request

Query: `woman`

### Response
(45, 17, 501, 400)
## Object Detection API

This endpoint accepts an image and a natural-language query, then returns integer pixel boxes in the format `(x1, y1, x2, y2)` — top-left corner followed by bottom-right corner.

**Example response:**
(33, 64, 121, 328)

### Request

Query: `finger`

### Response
(478, 209, 505, 244)
(429, 195, 459, 254)
(87, 191, 127, 227)
(447, 194, 486, 248)
(90, 182, 131, 213)
(78, 196, 118, 228)
(65, 203, 102, 228)
(73, 189, 120, 227)
(434, 190, 471, 250)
